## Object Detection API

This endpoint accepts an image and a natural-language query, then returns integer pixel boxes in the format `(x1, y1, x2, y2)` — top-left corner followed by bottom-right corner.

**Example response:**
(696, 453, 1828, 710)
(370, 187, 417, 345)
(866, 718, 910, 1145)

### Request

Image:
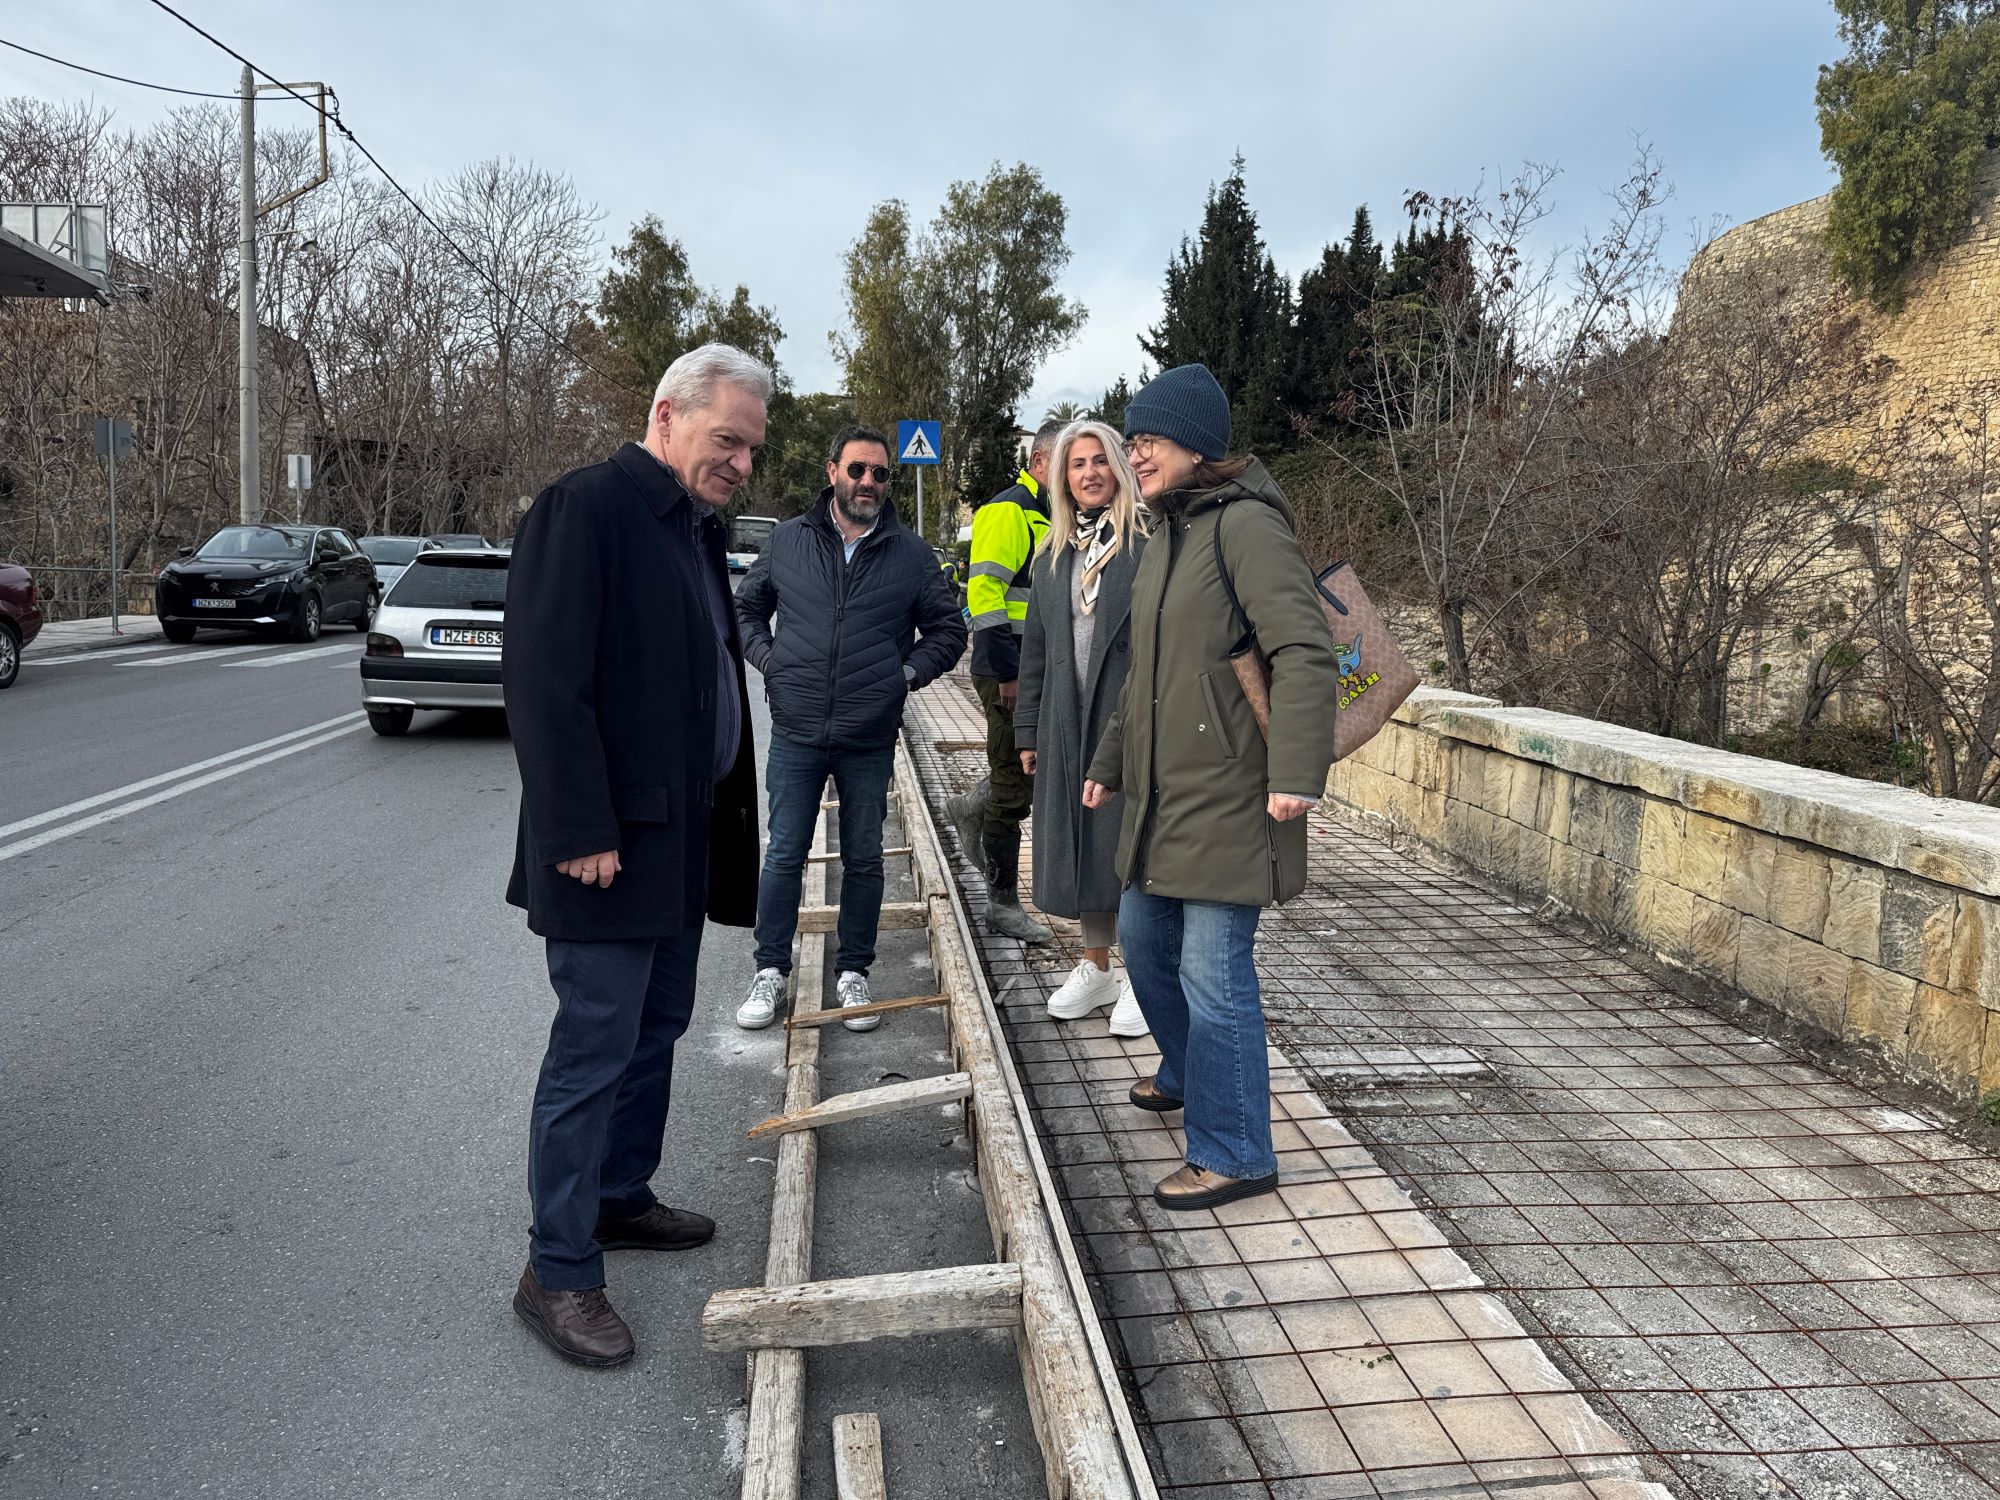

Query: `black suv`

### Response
(154, 524, 378, 643)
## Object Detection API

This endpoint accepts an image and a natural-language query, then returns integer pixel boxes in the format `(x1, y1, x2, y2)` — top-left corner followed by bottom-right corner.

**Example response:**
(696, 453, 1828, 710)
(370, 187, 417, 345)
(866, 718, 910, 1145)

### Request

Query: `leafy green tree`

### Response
(833, 163, 1085, 521)
(1292, 205, 1384, 435)
(1140, 155, 1295, 452)
(1817, 0, 2000, 308)
(1092, 372, 1137, 428)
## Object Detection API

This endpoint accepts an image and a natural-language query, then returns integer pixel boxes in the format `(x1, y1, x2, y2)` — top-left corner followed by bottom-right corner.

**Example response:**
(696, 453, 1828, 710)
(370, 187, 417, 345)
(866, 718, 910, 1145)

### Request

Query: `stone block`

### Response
(1548, 843, 1592, 909)
(1600, 790, 1644, 868)
(1908, 984, 1984, 1096)
(1507, 760, 1545, 828)
(1540, 772, 1574, 843)
(1735, 916, 1791, 1008)
(1722, 831, 1779, 922)
(1639, 800, 1685, 883)
(1823, 863, 1884, 964)
(1514, 829, 1555, 894)
(1449, 746, 1487, 805)
(1486, 815, 1523, 883)
(1568, 778, 1608, 857)
(1985, 1012, 2000, 1095)
(1785, 937, 1852, 1036)
(1394, 728, 1419, 784)
(1688, 896, 1742, 983)
(1879, 872, 1957, 987)
(1768, 844, 1832, 939)
(1950, 894, 2000, 1007)
(1444, 797, 1486, 868)
(1680, 812, 1734, 897)
(1844, 961, 1917, 1049)
(1902, 835, 2000, 900)
(1639, 877, 1695, 959)
(1685, 774, 1775, 833)
(1483, 753, 1515, 813)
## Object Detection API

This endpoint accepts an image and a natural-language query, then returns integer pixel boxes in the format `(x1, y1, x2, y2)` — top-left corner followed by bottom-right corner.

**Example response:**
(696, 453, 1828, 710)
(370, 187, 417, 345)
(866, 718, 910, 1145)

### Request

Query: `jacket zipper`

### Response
(819, 519, 883, 735)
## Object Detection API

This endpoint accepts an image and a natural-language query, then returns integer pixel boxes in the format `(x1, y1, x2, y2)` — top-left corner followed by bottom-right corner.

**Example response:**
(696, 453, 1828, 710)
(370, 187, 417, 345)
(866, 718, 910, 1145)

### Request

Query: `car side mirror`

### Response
(177, 545, 194, 558)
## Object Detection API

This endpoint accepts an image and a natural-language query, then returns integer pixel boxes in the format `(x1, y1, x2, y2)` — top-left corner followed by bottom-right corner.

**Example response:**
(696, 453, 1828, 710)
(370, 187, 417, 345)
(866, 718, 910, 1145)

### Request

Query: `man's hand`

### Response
(997, 678, 1019, 712)
(557, 850, 622, 888)
(1267, 794, 1315, 822)
(1019, 750, 1037, 775)
(1081, 780, 1112, 810)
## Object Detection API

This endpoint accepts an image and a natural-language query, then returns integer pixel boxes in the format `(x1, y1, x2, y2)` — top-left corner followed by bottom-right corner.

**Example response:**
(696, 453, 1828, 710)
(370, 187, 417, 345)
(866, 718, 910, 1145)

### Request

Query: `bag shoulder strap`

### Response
(1209, 501, 1251, 639)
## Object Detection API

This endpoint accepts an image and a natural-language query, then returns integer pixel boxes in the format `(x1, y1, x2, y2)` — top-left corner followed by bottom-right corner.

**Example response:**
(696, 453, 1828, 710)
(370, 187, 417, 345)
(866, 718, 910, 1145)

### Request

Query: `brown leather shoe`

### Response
(595, 1203, 715, 1252)
(1128, 1076, 1184, 1114)
(1153, 1163, 1280, 1211)
(513, 1267, 635, 1367)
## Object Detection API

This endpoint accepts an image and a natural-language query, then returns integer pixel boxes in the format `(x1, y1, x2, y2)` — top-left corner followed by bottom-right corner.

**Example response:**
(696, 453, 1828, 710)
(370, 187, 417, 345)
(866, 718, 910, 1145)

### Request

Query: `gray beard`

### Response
(835, 493, 881, 529)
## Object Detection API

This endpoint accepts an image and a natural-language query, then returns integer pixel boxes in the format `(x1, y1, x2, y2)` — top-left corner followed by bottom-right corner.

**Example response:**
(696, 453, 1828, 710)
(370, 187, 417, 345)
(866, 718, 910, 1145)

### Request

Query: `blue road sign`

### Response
(896, 419, 941, 465)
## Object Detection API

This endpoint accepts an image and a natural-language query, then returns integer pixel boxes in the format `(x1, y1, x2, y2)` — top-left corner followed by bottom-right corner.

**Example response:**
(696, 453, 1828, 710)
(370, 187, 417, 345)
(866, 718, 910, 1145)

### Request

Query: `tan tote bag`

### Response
(1214, 523, 1419, 762)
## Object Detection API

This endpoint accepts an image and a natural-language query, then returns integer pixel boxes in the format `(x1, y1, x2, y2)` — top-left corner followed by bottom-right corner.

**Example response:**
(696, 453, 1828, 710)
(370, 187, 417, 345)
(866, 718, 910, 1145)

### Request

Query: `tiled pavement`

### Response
(906, 675, 2000, 1500)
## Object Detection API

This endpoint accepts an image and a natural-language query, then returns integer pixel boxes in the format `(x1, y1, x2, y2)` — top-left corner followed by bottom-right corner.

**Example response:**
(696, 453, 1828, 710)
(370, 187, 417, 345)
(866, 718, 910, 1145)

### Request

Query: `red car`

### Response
(0, 561, 44, 688)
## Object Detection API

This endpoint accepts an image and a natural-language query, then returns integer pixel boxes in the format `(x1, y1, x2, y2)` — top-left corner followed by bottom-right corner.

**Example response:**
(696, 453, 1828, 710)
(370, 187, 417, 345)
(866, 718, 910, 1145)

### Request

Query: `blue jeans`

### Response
(528, 929, 702, 1289)
(753, 733, 895, 976)
(1118, 888, 1275, 1181)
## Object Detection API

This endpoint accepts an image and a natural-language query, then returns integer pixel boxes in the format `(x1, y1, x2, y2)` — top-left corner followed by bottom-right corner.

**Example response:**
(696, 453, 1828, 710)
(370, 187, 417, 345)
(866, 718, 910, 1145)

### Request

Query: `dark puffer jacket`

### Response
(736, 491, 967, 749)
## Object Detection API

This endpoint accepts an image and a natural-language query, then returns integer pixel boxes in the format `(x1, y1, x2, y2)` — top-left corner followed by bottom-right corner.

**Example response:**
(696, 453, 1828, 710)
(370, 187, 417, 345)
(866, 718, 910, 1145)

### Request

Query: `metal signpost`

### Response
(286, 453, 313, 521)
(92, 417, 133, 635)
(896, 419, 941, 539)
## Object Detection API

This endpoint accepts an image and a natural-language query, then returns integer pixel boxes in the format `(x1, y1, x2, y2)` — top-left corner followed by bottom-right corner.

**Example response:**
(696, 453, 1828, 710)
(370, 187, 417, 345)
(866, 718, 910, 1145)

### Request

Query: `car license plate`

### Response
(431, 626, 501, 647)
(193, 598, 236, 609)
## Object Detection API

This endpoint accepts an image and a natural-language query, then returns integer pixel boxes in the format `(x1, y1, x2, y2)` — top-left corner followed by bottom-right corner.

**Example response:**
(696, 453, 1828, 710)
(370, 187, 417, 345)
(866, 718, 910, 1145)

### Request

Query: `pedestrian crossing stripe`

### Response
(901, 426, 937, 462)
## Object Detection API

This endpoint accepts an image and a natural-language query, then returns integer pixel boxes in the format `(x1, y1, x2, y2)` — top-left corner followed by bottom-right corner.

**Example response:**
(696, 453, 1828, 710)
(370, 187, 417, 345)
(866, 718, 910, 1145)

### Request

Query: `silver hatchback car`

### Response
(359, 548, 508, 736)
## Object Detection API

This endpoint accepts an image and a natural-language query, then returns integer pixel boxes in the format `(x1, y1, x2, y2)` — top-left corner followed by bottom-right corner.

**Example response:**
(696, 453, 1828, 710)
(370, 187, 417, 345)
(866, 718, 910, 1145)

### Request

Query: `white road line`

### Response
(229, 642, 360, 667)
(120, 643, 276, 666)
(0, 713, 363, 842)
(26, 641, 183, 667)
(0, 721, 369, 864)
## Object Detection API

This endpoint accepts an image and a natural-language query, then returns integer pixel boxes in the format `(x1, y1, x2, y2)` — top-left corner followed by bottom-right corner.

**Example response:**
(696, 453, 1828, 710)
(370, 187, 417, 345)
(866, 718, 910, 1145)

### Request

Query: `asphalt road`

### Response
(0, 626, 1038, 1498)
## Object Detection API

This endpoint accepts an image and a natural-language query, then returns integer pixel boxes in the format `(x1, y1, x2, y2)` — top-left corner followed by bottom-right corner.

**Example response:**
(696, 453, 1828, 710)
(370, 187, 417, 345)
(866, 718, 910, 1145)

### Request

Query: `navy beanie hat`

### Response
(1122, 363, 1230, 460)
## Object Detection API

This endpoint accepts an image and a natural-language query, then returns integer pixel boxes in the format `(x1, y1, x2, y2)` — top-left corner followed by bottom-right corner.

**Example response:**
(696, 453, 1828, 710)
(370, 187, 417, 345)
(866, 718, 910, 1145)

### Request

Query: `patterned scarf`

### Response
(1073, 508, 1119, 616)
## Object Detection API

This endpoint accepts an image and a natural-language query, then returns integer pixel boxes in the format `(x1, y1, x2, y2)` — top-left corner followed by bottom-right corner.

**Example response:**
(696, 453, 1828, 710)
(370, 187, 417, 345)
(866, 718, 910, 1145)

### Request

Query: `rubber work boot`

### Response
(944, 780, 993, 881)
(983, 828, 1052, 944)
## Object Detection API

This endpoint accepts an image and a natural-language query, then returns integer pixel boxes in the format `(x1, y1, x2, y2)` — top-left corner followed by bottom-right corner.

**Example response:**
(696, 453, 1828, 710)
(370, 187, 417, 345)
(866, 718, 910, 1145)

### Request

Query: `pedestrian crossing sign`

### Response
(897, 420, 941, 465)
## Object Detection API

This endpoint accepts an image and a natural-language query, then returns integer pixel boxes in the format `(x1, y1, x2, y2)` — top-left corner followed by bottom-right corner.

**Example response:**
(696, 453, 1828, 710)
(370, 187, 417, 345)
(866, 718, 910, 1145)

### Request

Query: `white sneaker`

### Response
(1107, 979, 1150, 1038)
(737, 967, 785, 1030)
(837, 970, 880, 1032)
(1046, 960, 1119, 1021)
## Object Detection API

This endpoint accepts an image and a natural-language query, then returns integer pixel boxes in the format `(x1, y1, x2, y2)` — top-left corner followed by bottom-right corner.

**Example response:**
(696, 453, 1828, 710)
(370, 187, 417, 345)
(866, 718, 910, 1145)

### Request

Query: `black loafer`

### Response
(1129, 1076, 1184, 1113)
(595, 1203, 715, 1252)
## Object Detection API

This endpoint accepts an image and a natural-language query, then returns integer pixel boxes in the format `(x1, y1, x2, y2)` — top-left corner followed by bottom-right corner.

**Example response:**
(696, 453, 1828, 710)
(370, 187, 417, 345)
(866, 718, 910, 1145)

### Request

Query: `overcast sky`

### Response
(10, 1, 1841, 419)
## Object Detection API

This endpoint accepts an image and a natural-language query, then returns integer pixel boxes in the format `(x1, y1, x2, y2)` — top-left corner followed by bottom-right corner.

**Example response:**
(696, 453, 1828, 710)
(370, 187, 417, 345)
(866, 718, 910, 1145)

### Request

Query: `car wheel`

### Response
(161, 619, 197, 644)
(367, 706, 414, 737)
(293, 592, 322, 643)
(354, 591, 379, 632)
(0, 622, 18, 688)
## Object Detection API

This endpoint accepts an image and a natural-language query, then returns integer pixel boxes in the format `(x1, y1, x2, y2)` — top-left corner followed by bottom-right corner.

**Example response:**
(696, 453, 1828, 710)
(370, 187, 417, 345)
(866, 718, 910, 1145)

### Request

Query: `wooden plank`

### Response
(797, 900, 927, 933)
(747, 1073, 971, 1140)
(703, 1263, 1023, 1353)
(832, 1413, 887, 1500)
(742, 794, 832, 1500)
(809, 846, 912, 863)
(784, 992, 947, 1029)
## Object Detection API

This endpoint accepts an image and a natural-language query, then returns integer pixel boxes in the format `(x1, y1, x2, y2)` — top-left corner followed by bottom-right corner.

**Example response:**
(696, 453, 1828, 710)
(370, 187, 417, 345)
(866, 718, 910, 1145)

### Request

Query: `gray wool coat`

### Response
(1014, 530, 1147, 919)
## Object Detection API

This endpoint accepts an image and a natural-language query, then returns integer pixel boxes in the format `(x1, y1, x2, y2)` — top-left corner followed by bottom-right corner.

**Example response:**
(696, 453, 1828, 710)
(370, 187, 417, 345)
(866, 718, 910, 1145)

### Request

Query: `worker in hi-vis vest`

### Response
(945, 420, 1058, 942)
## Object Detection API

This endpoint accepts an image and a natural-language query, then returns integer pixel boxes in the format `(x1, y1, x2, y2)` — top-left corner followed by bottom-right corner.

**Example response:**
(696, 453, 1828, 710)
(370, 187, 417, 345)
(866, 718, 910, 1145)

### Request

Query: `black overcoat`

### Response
(504, 443, 759, 940)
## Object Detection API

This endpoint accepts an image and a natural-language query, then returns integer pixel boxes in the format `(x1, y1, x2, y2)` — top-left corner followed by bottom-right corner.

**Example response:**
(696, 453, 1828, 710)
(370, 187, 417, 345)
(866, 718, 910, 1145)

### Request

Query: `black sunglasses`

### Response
(844, 462, 891, 483)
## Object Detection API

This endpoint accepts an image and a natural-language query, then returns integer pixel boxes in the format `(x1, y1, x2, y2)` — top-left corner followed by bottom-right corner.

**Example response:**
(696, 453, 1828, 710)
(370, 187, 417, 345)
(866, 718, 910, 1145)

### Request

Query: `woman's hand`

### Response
(1081, 780, 1113, 810)
(1267, 794, 1315, 823)
(557, 849, 623, 887)
(1019, 750, 1037, 775)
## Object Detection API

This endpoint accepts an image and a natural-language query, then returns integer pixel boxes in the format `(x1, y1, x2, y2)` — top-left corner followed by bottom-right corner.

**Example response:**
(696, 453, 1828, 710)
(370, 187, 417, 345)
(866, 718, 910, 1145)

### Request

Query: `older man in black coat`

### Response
(502, 342, 768, 1368)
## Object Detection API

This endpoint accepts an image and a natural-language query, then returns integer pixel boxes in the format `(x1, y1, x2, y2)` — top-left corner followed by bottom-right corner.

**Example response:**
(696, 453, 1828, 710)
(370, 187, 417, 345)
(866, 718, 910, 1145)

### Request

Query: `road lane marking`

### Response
(0, 713, 364, 842)
(119, 643, 277, 666)
(0, 720, 369, 864)
(230, 642, 360, 667)
(26, 641, 183, 666)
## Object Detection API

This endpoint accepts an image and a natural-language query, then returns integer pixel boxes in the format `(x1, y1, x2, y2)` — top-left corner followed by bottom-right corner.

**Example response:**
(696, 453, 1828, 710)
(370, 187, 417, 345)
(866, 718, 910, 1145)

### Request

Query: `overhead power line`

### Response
(0, 35, 262, 98)
(139, 0, 648, 399)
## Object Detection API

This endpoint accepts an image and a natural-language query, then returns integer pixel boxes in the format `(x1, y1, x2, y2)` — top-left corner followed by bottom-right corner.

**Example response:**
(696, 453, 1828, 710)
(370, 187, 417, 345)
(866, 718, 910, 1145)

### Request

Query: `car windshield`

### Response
(728, 517, 776, 553)
(195, 526, 309, 561)
(385, 553, 509, 610)
(360, 537, 423, 566)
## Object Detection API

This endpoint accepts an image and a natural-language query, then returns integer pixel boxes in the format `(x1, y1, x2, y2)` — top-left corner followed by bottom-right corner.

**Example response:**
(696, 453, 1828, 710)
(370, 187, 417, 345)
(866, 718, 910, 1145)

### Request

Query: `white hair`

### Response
(651, 342, 773, 418)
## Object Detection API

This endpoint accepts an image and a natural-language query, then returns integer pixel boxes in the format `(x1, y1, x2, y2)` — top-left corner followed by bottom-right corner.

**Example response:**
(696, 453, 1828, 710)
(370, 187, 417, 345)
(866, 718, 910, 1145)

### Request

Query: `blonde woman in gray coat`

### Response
(1015, 420, 1151, 1037)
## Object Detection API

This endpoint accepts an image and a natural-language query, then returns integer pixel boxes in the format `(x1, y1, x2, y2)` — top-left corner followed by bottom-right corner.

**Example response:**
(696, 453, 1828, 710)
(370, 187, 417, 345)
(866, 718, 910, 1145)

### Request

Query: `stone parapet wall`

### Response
(1325, 689, 2000, 1101)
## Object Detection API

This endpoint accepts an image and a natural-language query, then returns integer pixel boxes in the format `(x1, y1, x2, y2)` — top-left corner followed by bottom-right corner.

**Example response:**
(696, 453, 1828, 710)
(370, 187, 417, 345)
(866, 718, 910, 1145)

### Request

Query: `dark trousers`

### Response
(973, 674, 1033, 838)
(753, 732, 894, 977)
(528, 928, 702, 1289)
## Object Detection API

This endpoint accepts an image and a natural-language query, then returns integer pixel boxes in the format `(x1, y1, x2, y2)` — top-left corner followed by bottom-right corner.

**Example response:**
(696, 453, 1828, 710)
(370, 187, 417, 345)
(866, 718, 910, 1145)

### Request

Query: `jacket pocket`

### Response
(1198, 670, 1241, 761)
(611, 782, 675, 823)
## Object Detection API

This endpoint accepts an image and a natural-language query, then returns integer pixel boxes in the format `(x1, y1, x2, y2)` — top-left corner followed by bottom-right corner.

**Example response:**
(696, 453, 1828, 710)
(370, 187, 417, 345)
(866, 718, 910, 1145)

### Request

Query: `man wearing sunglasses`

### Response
(734, 425, 967, 1031)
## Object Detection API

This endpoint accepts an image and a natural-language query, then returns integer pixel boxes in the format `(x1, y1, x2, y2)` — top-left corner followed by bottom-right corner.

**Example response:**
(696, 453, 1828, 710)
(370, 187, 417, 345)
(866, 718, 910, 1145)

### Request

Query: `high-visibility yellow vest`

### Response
(967, 471, 1050, 636)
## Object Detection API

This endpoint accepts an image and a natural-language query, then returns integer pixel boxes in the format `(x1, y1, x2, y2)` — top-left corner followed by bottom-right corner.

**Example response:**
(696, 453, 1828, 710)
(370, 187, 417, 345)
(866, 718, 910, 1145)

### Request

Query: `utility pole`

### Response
(238, 65, 258, 524)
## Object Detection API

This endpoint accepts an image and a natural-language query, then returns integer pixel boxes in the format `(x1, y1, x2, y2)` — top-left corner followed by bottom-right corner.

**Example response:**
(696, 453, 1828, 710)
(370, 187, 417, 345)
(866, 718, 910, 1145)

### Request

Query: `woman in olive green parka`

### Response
(1082, 363, 1338, 1213)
